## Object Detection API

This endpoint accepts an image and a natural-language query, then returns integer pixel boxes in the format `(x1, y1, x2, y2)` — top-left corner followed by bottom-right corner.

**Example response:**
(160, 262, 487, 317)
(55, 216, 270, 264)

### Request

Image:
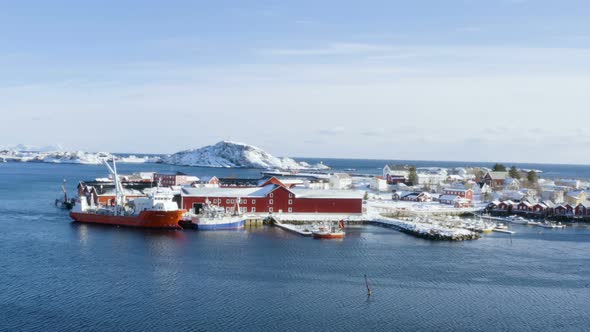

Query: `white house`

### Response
(504, 178, 521, 190)
(417, 167, 448, 186)
(370, 176, 389, 192)
(329, 173, 353, 189)
(304, 179, 331, 190)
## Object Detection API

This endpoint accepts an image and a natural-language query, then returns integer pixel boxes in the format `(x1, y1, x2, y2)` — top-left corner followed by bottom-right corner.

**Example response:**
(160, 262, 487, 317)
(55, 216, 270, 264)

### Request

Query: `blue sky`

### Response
(2, 0, 590, 163)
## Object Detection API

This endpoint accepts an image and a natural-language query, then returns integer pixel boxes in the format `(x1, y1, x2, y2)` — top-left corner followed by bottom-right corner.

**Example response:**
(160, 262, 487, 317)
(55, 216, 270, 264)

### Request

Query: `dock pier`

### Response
(370, 217, 480, 241)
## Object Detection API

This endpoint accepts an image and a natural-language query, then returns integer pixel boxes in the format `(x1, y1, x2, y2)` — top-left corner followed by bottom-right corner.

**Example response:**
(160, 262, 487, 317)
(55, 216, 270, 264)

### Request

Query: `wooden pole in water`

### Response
(364, 274, 371, 297)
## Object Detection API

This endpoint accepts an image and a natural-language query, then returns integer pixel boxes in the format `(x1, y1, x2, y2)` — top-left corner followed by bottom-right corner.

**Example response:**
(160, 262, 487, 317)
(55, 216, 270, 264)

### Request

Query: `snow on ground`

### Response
(372, 216, 477, 239)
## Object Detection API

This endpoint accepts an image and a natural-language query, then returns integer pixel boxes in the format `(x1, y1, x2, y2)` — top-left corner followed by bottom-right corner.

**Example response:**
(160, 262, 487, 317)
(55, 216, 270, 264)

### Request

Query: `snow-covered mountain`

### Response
(164, 141, 306, 169)
(0, 149, 158, 164)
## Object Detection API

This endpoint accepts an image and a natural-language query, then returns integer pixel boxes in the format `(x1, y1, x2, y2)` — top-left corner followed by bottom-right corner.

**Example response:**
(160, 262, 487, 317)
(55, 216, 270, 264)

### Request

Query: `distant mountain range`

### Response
(0, 141, 330, 170)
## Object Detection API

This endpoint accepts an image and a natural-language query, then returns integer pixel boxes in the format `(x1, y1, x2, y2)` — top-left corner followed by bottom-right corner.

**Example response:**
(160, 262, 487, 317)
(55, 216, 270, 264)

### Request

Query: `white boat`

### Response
(506, 216, 528, 224)
(188, 199, 245, 230)
(539, 222, 566, 229)
(493, 228, 515, 234)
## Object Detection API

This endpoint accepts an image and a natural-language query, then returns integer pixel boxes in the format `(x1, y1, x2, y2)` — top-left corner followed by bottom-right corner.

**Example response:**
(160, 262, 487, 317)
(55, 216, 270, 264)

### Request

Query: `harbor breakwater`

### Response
(371, 217, 480, 241)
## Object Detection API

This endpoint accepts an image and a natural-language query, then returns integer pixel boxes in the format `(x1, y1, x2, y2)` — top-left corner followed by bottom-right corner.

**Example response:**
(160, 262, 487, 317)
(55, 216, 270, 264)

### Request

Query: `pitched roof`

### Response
(486, 171, 509, 180)
(443, 187, 472, 193)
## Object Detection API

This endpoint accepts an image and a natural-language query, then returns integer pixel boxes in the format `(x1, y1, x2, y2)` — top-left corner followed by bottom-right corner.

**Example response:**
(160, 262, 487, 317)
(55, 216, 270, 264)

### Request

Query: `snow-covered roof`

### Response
(486, 171, 509, 180)
(182, 186, 262, 198)
(290, 189, 363, 199)
(181, 185, 362, 199)
(566, 190, 587, 198)
(505, 178, 520, 185)
(443, 187, 471, 193)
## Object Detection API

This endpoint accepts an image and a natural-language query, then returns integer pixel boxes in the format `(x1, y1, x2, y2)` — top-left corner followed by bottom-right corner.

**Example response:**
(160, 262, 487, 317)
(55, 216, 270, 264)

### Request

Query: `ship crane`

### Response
(102, 156, 125, 216)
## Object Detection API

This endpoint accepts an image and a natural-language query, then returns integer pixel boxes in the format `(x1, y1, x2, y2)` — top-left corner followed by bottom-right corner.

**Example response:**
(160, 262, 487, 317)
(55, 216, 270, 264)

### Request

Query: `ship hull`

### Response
(193, 218, 245, 230)
(70, 210, 185, 229)
(312, 231, 345, 239)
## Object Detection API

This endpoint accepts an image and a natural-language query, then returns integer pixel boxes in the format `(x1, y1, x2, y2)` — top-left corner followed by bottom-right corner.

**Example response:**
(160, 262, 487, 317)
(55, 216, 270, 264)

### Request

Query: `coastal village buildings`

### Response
(154, 172, 199, 187)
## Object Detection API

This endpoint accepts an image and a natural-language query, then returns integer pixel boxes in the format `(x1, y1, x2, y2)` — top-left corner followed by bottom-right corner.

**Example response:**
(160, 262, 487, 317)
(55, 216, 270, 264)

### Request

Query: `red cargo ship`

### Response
(70, 158, 184, 229)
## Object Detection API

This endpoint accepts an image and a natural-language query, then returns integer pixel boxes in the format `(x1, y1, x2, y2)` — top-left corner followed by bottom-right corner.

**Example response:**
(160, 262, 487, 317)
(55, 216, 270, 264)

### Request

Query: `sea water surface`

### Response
(1, 162, 590, 331)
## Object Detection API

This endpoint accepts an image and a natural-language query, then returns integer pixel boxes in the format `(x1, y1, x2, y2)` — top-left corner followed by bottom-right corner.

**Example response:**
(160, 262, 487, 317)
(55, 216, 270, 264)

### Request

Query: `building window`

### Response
(289, 193, 293, 198)
(251, 207, 256, 212)
(288, 199, 292, 205)
(252, 200, 256, 204)
(270, 193, 274, 198)
(269, 207, 273, 212)
(269, 199, 273, 204)
(288, 207, 292, 213)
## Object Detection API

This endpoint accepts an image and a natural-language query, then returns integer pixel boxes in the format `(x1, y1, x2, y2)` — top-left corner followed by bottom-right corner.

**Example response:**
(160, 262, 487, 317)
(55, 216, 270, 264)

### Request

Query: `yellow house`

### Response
(565, 191, 587, 206)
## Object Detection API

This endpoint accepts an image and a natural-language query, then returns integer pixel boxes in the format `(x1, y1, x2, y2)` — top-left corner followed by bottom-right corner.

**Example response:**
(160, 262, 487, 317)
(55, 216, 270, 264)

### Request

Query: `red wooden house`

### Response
(575, 202, 590, 217)
(497, 200, 514, 213)
(554, 204, 574, 216)
(516, 201, 533, 213)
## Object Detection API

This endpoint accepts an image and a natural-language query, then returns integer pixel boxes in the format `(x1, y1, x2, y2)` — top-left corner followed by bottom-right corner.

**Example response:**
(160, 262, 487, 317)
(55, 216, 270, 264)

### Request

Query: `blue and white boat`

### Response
(190, 199, 245, 230)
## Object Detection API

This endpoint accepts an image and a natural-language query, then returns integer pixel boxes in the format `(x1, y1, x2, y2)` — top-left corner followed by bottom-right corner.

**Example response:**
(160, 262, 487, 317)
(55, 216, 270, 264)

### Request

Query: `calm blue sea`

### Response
(1, 161, 590, 331)
(298, 157, 590, 180)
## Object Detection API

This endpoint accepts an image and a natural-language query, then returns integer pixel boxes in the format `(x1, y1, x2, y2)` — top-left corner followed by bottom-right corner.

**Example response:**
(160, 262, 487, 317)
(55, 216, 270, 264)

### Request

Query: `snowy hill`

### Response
(0, 149, 157, 164)
(164, 141, 306, 169)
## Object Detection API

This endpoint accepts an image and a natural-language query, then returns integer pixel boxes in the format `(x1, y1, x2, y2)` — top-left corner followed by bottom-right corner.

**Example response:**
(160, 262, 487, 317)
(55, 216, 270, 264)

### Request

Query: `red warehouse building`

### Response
(181, 183, 363, 215)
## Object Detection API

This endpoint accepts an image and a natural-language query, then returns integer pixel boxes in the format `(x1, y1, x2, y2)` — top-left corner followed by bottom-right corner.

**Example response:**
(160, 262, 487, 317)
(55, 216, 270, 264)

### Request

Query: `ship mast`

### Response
(103, 156, 125, 216)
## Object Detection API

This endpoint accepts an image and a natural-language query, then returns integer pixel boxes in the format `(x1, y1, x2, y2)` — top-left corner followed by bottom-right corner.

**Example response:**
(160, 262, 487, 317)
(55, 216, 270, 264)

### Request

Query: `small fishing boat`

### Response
(186, 199, 245, 230)
(506, 215, 528, 224)
(493, 228, 515, 234)
(493, 223, 514, 234)
(539, 222, 566, 229)
(55, 179, 76, 210)
(480, 225, 495, 233)
(312, 220, 345, 239)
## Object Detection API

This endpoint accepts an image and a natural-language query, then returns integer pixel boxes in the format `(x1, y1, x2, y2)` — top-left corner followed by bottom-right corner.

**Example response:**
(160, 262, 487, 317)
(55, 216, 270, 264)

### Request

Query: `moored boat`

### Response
(55, 179, 76, 210)
(69, 158, 184, 229)
(184, 199, 245, 230)
(312, 220, 345, 239)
